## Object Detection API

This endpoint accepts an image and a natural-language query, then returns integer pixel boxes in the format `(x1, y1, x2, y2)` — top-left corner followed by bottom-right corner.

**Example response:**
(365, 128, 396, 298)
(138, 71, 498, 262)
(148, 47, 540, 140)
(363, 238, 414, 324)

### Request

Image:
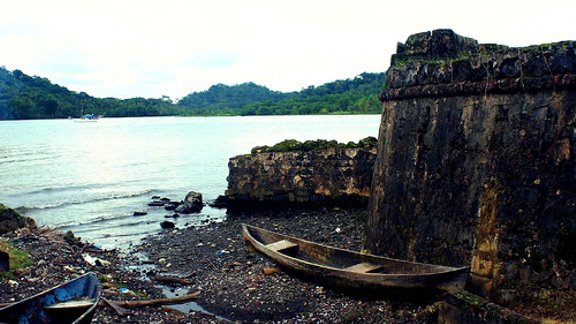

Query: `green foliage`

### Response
(178, 72, 386, 116)
(0, 65, 385, 119)
(0, 66, 181, 120)
(392, 51, 472, 68)
(178, 82, 286, 113)
(0, 241, 32, 278)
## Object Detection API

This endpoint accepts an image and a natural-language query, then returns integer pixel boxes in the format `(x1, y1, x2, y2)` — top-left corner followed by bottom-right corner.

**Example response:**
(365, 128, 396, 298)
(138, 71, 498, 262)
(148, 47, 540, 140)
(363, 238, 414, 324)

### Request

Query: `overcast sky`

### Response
(1, 0, 574, 99)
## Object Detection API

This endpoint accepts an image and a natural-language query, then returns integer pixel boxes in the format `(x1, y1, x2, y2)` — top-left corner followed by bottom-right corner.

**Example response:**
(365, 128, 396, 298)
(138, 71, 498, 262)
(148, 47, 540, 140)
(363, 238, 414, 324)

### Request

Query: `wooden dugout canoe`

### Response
(242, 224, 470, 293)
(0, 272, 100, 324)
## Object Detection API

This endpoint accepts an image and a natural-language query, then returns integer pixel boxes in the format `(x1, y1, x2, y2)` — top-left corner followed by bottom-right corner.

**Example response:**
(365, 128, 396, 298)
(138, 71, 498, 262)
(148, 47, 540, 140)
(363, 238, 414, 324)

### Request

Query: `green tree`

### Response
(41, 98, 58, 117)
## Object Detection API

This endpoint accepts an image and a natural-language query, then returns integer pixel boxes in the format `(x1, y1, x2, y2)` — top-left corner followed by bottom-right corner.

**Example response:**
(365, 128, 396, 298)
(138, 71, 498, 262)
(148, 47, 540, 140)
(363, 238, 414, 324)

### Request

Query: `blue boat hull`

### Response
(0, 272, 100, 324)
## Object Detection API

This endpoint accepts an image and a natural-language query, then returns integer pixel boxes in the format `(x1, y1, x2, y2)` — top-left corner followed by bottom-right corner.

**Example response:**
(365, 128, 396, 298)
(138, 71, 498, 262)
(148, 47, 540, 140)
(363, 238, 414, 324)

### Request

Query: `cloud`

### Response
(1, 0, 575, 99)
(185, 51, 239, 69)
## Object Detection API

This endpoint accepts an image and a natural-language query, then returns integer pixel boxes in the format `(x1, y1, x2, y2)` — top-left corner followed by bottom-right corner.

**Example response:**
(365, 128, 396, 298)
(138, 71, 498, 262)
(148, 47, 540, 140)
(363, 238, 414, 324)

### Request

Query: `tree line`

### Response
(0, 66, 385, 120)
(0, 67, 178, 119)
(178, 72, 384, 116)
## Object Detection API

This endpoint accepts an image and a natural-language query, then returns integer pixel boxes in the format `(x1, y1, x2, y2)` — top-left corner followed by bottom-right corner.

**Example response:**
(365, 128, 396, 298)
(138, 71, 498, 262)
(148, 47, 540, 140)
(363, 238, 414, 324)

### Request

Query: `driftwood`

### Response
(153, 272, 195, 285)
(112, 291, 201, 308)
(100, 297, 132, 317)
(207, 258, 219, 271)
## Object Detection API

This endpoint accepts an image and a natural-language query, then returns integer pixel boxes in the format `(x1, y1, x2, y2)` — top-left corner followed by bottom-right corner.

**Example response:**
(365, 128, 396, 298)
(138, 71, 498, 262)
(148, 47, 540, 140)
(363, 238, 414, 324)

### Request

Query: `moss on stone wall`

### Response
(251, 136, 377, 154)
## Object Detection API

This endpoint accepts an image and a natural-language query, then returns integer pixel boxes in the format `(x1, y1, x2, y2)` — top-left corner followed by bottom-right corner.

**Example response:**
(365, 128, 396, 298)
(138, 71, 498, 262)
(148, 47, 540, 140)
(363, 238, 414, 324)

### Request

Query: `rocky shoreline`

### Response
(0, 226, 192, 322)
(139, 206, 433, 323)
(2, 204, 573, 322)
(1, 206, 434, 323)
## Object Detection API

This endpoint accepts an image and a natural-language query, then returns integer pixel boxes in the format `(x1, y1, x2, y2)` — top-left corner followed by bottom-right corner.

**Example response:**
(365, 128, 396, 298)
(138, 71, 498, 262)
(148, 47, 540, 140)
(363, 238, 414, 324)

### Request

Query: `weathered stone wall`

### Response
(225, 142, 377, 207)
(365, 30, 576, 299)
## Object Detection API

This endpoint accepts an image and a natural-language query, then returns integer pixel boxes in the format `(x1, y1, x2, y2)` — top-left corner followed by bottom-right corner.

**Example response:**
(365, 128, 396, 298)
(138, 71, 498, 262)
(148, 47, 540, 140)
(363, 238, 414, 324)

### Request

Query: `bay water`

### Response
(0, 115, 380, 249)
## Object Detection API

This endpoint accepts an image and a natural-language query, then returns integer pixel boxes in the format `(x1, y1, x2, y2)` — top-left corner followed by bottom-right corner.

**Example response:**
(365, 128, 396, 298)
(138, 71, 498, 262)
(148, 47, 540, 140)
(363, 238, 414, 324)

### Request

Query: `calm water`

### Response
(0, 115, 380, 249)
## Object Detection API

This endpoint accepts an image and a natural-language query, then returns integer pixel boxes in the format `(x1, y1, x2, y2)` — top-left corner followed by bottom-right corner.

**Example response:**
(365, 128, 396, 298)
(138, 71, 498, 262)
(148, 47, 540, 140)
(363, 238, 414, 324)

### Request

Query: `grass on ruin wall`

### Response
(251, 136, 377, 154)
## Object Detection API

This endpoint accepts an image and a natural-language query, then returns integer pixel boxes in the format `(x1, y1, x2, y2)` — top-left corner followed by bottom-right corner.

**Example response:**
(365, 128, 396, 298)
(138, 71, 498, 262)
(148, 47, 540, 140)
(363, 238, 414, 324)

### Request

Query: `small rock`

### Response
(263, 267, 279, 275)
(216, 250, 230, 257)
(160, 221, 175, 229)
(164, 203, 177, 211)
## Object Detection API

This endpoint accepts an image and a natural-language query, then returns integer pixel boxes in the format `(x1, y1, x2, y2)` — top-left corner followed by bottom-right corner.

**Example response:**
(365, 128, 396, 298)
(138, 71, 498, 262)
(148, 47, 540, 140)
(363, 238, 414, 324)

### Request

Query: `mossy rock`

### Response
(0, 204, 36, 235)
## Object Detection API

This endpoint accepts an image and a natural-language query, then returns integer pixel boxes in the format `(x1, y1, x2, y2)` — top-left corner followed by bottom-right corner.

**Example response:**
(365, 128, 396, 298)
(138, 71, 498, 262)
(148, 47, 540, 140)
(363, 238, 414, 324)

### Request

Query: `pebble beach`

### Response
(1, 206, 433, 323)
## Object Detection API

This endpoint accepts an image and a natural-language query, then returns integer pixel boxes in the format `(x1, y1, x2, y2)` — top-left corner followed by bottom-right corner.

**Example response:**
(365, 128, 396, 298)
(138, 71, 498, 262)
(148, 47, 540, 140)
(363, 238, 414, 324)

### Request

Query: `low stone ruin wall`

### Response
(224, 138, 377, 207)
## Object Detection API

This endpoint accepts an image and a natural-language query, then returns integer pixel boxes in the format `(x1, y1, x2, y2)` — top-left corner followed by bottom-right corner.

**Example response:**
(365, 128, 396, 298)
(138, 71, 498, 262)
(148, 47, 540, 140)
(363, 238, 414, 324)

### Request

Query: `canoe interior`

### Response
(0, 272, 100, 324)
(244, 224, 463, 275)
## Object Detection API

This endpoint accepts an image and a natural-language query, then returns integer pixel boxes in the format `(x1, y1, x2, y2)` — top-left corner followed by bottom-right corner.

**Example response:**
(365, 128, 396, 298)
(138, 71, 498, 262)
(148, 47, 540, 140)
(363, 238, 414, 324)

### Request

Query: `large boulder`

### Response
(175, 191, 203, 214)
(0, 204, 36, 235)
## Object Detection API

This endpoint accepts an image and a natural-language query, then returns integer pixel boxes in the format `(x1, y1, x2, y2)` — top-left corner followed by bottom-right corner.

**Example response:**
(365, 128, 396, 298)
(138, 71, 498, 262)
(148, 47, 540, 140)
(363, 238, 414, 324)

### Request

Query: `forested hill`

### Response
(0, 67, 178, 120)
(178, 72, 385, 115)
(178, 82, 288, 112)
(0, 66, 385, 120)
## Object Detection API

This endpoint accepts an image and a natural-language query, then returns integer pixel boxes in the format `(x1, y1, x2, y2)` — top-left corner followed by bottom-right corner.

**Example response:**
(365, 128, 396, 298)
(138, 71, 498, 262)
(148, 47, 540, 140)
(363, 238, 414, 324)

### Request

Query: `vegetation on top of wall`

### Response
(392, 40, 576, 68)
(392, 51, 473, 68)
(251, 136, 377, 154)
